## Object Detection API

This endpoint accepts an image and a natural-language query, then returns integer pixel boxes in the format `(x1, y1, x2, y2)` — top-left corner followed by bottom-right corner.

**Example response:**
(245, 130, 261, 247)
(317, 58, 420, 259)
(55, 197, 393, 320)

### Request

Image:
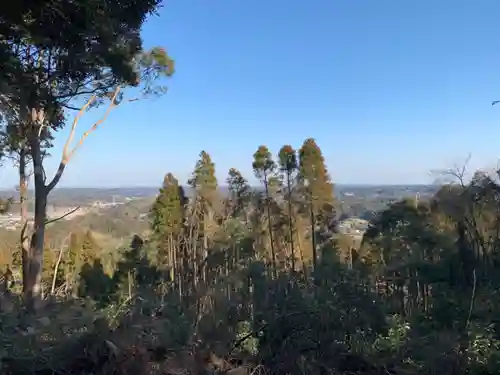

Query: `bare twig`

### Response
(45, 206, 80, 225)
(465, 268, 477, 330)
(430, 154, 472, 187)
(51, 233, 71, 294)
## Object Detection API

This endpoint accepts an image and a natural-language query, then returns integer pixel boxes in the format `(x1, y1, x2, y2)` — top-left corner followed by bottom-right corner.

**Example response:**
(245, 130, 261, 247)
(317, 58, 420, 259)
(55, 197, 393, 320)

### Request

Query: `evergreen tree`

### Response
(61, 230, 100, 295)
(298, 138, 336, 270)
(151, 173, 187, 246)
(188, 151, 220, 283)
(298, 138, 335, 213)
(253, 145, 277, 278)
(67, 232, 82, 281)
(81, 231, 101, 260)
(226, 168, 251, 221)
(188, 151, 219, 208)
(151, 173, 187, 285)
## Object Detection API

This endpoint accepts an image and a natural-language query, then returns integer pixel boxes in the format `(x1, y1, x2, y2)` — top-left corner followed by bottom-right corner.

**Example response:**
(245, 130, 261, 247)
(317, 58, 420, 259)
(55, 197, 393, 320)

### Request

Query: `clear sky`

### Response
(1, 0, 500, 189)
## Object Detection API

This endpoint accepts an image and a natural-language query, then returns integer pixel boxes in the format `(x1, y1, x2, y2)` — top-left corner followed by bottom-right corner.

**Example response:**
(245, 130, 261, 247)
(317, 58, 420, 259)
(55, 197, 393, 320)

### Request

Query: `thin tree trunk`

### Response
(263, 175, 276, 279)
(202, 209, 209, 284)
(310, 201, 317, 272)
(19, 148, 30, 295)
(51, 234, 70, 295)
(286, 173, 295, 272)
(296, 224, 307, 276)
(193, 226, 199, 291)
(174, 239, 182, 298)
(168, 232, 174, 283)
(225, 249, 230, 299)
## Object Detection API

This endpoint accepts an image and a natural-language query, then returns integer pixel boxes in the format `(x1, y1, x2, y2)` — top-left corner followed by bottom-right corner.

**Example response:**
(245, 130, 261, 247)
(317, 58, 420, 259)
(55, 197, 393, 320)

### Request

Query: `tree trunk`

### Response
(26, 125, 49, 309)
(168, 232, 174, 283)
(296, 222, 307, 276)
(286, 173, 295, 272)
(19, 148, 30, 295)
(202, 212, 208, 285)
(310, 201, 317, 272)
(263, 175, 276, 279)
(28, 175, 47, 307)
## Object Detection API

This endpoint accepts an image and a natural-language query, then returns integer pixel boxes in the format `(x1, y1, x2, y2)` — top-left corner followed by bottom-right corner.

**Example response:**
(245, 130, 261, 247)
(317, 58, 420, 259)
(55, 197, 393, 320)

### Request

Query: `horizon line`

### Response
(0, 183, 442, 191)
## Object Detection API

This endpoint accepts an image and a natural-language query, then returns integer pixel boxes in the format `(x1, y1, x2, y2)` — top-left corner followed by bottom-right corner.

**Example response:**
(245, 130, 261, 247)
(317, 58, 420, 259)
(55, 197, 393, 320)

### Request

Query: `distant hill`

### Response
(0, 184, 440, 202)
(0, 185, 440, 229)
(0, 184, 443, 253)
(50, 198, 153, 239)
(0, 187, 160, 208)
(0, 197, 154, 252)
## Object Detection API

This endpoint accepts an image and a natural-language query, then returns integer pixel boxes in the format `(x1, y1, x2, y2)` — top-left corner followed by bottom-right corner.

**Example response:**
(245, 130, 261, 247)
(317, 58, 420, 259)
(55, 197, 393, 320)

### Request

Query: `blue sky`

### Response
(1, 0, 500, 188)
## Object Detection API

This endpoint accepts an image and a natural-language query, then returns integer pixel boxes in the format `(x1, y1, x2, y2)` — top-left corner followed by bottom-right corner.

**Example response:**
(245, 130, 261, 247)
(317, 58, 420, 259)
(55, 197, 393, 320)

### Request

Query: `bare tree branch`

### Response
(65, 86, 121, 163)
(51, 233, 71, 295)
(45, 86, 121, 193)
(45, 206, 80, 226)
(430, 154, 472, 187)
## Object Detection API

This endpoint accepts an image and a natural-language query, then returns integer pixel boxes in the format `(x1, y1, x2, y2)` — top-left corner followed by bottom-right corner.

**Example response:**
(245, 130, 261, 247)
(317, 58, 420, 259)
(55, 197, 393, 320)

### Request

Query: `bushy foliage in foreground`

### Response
(0, 240, 499, 375)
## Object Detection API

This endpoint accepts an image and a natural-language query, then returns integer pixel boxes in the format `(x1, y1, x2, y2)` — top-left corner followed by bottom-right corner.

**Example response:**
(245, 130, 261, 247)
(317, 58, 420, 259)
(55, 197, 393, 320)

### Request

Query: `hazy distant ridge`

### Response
(0, 184, 440, 201)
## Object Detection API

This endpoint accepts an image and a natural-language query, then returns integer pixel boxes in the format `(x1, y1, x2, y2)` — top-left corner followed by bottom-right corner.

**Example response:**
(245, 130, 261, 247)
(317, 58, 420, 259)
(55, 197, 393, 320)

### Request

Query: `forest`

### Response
(1, 1, 499, 375)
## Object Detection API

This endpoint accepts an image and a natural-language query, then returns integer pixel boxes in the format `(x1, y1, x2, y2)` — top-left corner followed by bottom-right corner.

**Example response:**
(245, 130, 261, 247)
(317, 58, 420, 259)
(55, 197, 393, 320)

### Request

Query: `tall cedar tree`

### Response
(278, 145, 298, 272)
(298, 138, 335, 269)
(189, 151, 219, 205)
(226, 168, 251, 221)
(253, 145, 277, 278)
(0, 1, 174, 306)
(188, 151, 219, 282)
(298, 138, 335, 212)
(151, 173, 187, 268)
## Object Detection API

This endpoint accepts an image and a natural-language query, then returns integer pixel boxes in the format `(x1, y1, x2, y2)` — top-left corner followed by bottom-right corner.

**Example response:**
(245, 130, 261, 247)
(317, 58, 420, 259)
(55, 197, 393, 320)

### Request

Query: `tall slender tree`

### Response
(253, 145, 277, 278)
(188, 151, 220, 283)
(151, 173, 187, 285)
(278, 145, 298, 272)
(298, 138, 335, 270)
